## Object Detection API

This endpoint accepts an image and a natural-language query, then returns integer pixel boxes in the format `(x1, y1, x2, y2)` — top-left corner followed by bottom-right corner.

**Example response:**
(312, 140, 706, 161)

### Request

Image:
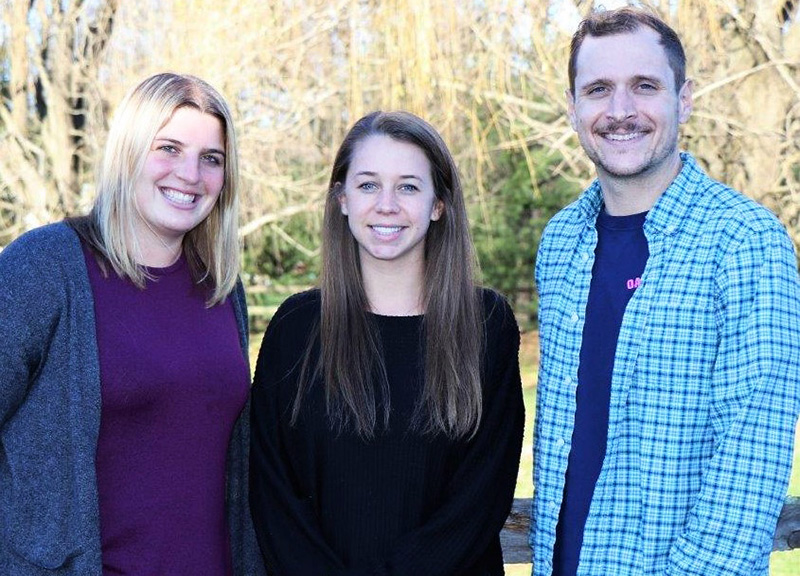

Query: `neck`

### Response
(361, 256, 425, 316)
(136, 235, 183, 268)
(598, 154, 683, 216)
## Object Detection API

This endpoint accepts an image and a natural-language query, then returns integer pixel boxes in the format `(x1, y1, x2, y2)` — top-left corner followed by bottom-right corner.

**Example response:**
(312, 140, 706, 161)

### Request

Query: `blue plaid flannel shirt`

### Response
(530, 153, 800, 576)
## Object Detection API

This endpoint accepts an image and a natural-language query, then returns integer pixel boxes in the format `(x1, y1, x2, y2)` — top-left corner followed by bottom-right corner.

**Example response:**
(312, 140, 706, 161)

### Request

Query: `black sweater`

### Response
(249, 289, 524, 576)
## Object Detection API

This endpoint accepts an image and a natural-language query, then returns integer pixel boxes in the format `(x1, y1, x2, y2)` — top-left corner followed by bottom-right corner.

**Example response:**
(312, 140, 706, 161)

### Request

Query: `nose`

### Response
(607, 88, 635, 122)
(375, 187, 400, 213)
(175, 155, 201, 184)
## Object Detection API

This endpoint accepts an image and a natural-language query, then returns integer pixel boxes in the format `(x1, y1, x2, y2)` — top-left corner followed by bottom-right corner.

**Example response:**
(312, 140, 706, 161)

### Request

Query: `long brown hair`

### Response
(294, 111, 483, 439)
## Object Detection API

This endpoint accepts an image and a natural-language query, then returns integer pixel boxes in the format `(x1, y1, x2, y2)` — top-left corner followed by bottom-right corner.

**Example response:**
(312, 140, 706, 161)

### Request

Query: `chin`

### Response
(599, 158, 652, 178)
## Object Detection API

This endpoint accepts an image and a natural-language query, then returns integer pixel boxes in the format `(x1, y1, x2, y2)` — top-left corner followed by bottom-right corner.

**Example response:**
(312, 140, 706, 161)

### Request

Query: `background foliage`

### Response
(2, 0, 799, 331)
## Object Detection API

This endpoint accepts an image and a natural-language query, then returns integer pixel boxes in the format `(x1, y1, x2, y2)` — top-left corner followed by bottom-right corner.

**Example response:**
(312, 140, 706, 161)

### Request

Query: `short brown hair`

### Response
(568, 8, 686, 94)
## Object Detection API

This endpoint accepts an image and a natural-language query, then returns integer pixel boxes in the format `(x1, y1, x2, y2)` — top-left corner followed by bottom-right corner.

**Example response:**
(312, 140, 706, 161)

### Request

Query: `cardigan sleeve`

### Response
(0, 228, 64, 425)
(249, 300, 348, 575)
(665, 224, 800, 575)
(350, 294, 525, 576)
(226, 280, 268, 576)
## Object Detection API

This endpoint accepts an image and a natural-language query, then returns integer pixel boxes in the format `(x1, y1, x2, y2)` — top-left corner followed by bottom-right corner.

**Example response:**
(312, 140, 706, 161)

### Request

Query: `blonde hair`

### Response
(83, 72, 240, 306)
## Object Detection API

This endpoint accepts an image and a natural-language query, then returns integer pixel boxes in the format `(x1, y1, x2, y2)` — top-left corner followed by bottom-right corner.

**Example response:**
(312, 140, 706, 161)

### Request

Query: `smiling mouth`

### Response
(161, 187, 197, 205)
(602, 131, 646, 142)
(370, 225, 405, 236)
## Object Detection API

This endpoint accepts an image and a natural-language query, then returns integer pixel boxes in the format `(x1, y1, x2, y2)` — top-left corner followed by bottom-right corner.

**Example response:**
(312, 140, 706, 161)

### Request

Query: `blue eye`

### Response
(358, 182, 378, 192)
(398, 184, 419, 194)
(202, 154, 223, 166)
(158, 145, 178, 154)
(585, 85, 609, 97)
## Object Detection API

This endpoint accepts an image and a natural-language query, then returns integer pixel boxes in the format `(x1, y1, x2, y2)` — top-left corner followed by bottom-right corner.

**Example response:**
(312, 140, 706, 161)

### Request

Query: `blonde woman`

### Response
(250, 111, 525, 575)
(0, 73, 264, 576)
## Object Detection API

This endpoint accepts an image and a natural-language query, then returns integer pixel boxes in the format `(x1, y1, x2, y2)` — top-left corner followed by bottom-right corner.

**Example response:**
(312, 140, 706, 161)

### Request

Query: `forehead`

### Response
(574, 27, 674, 90)
(156, 107, 224, 146)
(349, 135, 431, 176)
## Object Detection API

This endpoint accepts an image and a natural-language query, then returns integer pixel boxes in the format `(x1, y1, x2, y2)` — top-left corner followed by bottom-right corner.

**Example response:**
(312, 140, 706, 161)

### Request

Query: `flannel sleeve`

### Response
(665, 223, 800, 575)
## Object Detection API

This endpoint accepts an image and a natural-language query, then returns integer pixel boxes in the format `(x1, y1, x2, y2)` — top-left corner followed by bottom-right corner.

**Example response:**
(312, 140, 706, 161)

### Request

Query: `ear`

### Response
(678, 79, 693, 124)
(565, 89, 578, 131)
(430, 200, 444, 222)
(337, 186, 348, 216)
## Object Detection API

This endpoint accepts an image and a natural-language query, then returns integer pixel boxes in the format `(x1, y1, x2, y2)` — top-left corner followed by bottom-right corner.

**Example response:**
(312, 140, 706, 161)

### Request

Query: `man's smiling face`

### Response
(567, 26, 693, 185)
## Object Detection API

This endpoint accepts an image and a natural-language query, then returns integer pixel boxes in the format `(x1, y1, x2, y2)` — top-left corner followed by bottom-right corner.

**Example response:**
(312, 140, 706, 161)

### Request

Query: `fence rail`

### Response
(501, 496, 800, 564)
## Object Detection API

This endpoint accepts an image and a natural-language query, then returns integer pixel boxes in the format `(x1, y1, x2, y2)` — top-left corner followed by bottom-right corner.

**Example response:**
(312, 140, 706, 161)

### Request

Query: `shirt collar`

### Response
(577, 152, 705, 237)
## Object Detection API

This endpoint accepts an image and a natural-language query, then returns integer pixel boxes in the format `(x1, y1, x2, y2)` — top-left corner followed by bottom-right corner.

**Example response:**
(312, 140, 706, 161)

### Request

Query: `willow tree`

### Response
(2, 0, 798, 256)
(0, 0, 118, 243)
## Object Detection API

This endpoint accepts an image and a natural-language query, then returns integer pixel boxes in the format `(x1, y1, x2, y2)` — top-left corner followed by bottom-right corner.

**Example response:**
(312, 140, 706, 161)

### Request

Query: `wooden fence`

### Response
(500, 496, 800, 564)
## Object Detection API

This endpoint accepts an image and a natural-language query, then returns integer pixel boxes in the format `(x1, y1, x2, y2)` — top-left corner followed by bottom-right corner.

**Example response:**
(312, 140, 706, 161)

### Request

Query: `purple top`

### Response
(83, 248, 249, 576)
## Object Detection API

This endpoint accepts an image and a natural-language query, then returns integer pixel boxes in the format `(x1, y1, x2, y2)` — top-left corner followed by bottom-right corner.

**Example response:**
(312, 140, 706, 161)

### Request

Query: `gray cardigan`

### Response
(0, 222, 265, 575)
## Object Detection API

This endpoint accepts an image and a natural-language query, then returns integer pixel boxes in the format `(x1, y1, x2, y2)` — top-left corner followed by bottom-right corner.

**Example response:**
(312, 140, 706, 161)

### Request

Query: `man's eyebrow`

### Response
(630, 74, 665, 86)
(577, 78, 611, 91)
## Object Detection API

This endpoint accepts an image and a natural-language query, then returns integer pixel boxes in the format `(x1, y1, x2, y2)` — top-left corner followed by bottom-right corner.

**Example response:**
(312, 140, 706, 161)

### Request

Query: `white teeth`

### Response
(162, 188, 196, 204)
(605, 132, 642, 141)
(372, 226, 402, 236)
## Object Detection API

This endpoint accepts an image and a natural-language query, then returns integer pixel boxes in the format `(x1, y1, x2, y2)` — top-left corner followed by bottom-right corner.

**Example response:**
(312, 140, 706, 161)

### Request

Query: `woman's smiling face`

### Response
(133, 106, 225, 262)
(338, 134, 442, 272)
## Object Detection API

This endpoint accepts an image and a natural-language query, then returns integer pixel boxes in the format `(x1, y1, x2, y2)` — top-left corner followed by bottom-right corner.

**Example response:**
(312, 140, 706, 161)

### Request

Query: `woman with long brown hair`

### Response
(249, 110, 524, 575)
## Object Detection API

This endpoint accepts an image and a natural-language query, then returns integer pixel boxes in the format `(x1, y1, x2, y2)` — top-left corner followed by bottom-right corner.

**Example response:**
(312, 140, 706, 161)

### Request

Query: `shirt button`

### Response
(556, 437, 565, 447)
(564, 376, 572, 386)
(581, 252, 589, 262)
(570, 313, 579, 323)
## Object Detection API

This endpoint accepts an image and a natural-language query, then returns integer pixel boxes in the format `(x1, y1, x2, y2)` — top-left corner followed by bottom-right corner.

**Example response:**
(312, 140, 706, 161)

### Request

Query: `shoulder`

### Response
(537, 194, 591, 272)
(0, 222, 84, 286)
(669, 159, 785, 243)
(687, 180, 794, 275)
(0, 222, 89, 336)
(479, 288, 519, 342)
(1, 221, 80, 261)
(266, 288, 321, 337)
(695, 180, 783, 236)
(255, 289, 320, 374)
(542, 197, 586, 236)
(274, 288, 320, 319)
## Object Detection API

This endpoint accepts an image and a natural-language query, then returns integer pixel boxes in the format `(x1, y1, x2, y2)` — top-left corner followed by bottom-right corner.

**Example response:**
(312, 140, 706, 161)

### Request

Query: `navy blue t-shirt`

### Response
(552, 208, 649, 576)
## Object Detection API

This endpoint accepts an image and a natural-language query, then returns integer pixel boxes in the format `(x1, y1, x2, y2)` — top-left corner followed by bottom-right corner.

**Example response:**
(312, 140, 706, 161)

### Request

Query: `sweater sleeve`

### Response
(352, 294, 525, 576)
(0, 228, 65, 425)
(249, 298, 347, 575)
(226, 280, 268, 576)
